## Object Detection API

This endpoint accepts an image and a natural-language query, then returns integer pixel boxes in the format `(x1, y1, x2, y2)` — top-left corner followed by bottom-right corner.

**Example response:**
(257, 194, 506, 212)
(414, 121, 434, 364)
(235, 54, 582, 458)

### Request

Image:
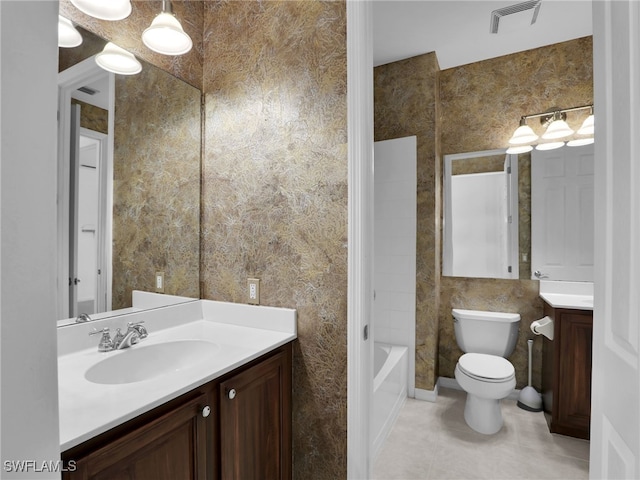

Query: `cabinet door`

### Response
(219, 348, 291, 480)
(557, 310, 593, 438)
(66, 393, 211, 480)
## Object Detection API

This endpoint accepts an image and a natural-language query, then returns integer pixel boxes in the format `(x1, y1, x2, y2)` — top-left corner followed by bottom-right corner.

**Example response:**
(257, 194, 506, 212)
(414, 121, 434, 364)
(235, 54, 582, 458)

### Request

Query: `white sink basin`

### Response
(85, 340, 219, 385)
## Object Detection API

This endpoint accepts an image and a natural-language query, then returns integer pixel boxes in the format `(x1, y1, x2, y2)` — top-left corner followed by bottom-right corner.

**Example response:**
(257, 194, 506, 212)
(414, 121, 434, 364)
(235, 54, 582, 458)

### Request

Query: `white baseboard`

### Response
(414, 384, 439, 402)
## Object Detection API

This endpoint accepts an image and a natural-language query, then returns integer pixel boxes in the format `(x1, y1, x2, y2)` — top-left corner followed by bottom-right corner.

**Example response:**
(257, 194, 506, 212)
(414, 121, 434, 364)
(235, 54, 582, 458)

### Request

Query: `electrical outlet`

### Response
(155, 271, 165, 293)
(247, 278, 260, 305)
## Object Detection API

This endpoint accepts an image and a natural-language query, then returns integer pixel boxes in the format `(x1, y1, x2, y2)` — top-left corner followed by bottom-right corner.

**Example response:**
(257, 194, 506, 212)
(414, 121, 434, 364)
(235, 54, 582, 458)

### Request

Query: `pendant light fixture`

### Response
(142, 0, 193, 56)
(508, 118, 538, 145)
(58, 16, 82, 48)
(70, 0, 132, 21)
(577, 107, 595, 135)
(95, 42, 142, 75)
(541, 111, 574, 140)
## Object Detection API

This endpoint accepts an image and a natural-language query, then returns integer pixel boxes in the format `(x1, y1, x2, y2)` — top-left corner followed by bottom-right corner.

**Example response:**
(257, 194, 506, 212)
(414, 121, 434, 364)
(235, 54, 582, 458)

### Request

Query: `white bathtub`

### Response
(372, 343, 408, 458)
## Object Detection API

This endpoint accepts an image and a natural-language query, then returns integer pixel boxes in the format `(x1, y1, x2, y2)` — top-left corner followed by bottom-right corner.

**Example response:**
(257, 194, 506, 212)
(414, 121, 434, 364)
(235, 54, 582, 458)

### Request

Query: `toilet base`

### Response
(463, 393, 504, 435)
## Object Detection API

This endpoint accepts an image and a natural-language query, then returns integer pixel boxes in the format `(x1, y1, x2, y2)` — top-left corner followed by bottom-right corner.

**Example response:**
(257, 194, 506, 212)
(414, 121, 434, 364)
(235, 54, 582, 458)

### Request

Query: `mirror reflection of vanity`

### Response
(57, 27, 201, 325)
(443, 144, 594, 283)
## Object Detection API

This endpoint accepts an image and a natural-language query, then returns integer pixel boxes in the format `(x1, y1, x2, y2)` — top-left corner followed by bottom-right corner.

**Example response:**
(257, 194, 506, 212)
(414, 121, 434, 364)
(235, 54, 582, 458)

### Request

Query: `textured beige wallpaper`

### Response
(438, 37, 593, 389)
(59, 0, 203, 89)
(374, 53, 441, 391)
(112, 62, 201, 309)
(201, 2, 348, 478)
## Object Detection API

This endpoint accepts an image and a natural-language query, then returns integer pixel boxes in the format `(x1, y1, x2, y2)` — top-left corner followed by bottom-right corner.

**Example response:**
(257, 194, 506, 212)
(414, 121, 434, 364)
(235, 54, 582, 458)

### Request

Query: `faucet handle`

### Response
(89, 328, 113, 352)
(128, 321, 148, 339)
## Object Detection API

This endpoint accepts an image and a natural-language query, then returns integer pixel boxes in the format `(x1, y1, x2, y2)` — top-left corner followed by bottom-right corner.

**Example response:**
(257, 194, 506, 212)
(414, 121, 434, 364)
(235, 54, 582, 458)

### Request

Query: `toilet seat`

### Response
(457, 353, 515, 383)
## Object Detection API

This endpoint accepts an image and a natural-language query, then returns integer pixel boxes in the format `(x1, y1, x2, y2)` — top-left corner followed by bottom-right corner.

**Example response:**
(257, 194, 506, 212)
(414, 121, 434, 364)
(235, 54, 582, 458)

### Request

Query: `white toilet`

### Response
(452, 308, 520, 435)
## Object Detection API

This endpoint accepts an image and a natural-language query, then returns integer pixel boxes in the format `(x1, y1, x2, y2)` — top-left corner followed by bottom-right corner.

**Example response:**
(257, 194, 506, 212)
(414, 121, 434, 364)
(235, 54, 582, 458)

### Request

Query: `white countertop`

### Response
(539, 280, 594, 311)
(58, 300, 296, 451)
(539, 292, 594, 310)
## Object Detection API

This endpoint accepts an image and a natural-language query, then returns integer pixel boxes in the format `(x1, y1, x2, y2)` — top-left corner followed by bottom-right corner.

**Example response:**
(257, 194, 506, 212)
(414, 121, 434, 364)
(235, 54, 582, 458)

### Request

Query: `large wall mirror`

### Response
(57, 27, 201, 326)
(443, 144, 594, 282)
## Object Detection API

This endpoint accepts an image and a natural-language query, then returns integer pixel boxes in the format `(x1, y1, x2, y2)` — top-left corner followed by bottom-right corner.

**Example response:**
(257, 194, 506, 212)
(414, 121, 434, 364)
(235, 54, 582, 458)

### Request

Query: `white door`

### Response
(531, 144, 594, 281)
(68, 104, 81, 316)
(590, 0, 640, 478)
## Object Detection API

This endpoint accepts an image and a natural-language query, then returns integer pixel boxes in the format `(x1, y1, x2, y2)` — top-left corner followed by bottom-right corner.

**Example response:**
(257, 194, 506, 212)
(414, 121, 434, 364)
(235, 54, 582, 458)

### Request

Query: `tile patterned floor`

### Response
(373, 388, 590, 480)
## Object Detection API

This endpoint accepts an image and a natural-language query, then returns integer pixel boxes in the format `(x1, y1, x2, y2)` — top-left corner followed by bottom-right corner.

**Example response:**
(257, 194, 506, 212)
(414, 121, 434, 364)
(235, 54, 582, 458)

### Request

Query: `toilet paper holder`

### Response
(530, 316, 554, 341)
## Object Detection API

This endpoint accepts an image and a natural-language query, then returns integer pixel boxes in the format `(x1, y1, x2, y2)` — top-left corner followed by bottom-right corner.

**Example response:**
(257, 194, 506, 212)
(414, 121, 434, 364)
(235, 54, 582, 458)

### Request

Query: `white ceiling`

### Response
(373, 0, 593, 69)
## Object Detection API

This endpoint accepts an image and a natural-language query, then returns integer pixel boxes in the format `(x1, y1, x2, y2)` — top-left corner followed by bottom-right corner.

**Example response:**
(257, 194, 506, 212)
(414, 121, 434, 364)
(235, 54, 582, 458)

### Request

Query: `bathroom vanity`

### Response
(57, 300, 296, 480)
(540, 294, 593, 440)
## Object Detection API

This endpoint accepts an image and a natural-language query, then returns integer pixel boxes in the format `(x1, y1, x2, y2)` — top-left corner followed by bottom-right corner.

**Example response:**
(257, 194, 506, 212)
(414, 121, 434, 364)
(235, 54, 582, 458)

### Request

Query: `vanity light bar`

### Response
(519, 104, 593, 125)
(509, 104, 594, 150)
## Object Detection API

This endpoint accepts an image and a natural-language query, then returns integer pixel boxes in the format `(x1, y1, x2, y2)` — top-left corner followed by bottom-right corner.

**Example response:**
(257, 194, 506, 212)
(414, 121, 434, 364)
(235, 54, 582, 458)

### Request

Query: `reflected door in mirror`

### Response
(531, 144, 594, 281)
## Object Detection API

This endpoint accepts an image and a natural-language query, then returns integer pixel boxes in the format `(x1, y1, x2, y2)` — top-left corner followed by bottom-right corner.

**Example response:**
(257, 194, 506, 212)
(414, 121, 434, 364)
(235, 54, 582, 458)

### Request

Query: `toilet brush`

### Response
(517, 339, 543, 411)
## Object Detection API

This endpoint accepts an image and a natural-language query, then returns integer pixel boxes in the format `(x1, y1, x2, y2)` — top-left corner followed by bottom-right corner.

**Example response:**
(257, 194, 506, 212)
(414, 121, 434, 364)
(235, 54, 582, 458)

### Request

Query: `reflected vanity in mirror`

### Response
(443, 144, 594, 282)
(57, 27, 201, 326)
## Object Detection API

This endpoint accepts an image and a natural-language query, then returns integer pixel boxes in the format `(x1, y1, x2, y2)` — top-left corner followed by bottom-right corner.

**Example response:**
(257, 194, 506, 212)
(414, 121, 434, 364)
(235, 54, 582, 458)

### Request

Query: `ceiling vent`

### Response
(77, 85, 99, 96)
(490, 0, 542, 34)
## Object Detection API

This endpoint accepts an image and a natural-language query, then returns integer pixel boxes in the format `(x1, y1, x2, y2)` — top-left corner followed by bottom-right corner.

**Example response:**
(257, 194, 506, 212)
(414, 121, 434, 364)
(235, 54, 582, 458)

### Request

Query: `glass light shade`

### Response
(142, 12, 193, 55)
(508, 124, 539, 145)
(70, 0, 131, 21)
(535, 141, 565, 151)
(58, 16, 82, 48)
(95, 43, 142, 75)
(577, 114, 594, 135)
(542, 118, 574, 139)
(567, 137, 594, 147)
(506, 144, 533, 154)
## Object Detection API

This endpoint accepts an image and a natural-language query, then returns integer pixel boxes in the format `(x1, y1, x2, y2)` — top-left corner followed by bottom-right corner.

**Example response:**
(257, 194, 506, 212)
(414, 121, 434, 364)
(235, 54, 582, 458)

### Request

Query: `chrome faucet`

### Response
(89, 321, 148, 352)
(76, 313, 92, 323)
(113, 322, 148, 350)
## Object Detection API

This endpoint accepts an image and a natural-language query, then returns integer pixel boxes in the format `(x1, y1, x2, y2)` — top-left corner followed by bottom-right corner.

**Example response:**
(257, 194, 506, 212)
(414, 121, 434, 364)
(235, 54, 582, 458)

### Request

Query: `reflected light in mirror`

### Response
(535, 141, 564, 151)
(96, 42, 142, 75)
(70, 0, 132, 21)
(567, 137, 594, 147)
(58, 16, 82, 48)
(506, 144, 533, 154)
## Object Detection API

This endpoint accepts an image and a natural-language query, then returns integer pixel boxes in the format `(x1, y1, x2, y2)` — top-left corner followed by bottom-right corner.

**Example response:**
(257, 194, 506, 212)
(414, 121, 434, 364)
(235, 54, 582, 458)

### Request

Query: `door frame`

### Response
(348, 1, 640, 479)
(78, 127, 110, 314)
(57, 57, 114, 320)
(347, 0, 374, 478)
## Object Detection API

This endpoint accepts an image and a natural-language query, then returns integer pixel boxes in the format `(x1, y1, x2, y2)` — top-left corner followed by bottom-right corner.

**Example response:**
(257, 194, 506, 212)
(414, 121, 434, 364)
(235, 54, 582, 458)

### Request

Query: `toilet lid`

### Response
(458, 353, 515, 381)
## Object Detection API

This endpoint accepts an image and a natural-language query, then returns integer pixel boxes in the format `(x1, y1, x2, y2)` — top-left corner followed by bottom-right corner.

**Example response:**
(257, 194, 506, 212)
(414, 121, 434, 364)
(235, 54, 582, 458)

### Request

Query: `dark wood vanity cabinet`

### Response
(541, 303, 593, 440)
(63, 393, 212, 480)
(62, 343, 292, 480)
(219, 348, 292, 480)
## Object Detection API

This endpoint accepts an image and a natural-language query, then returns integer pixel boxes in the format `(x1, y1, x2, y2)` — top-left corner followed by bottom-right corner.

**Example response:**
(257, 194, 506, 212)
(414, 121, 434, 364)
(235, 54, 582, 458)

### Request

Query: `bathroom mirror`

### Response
(443, 148, 532, 280)
(444, 145, 595, 282)
(57, 27, 201, 325)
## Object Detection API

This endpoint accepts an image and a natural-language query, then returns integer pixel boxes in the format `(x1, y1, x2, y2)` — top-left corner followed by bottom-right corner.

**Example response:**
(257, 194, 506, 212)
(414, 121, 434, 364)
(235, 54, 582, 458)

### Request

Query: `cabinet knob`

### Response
(201, 405, 211, 418)
(227, 388, 236, 400)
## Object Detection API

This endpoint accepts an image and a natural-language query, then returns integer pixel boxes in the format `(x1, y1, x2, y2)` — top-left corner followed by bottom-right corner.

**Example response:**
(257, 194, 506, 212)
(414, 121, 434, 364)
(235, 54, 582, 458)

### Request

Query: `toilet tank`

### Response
(452, 309, 520, 357)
